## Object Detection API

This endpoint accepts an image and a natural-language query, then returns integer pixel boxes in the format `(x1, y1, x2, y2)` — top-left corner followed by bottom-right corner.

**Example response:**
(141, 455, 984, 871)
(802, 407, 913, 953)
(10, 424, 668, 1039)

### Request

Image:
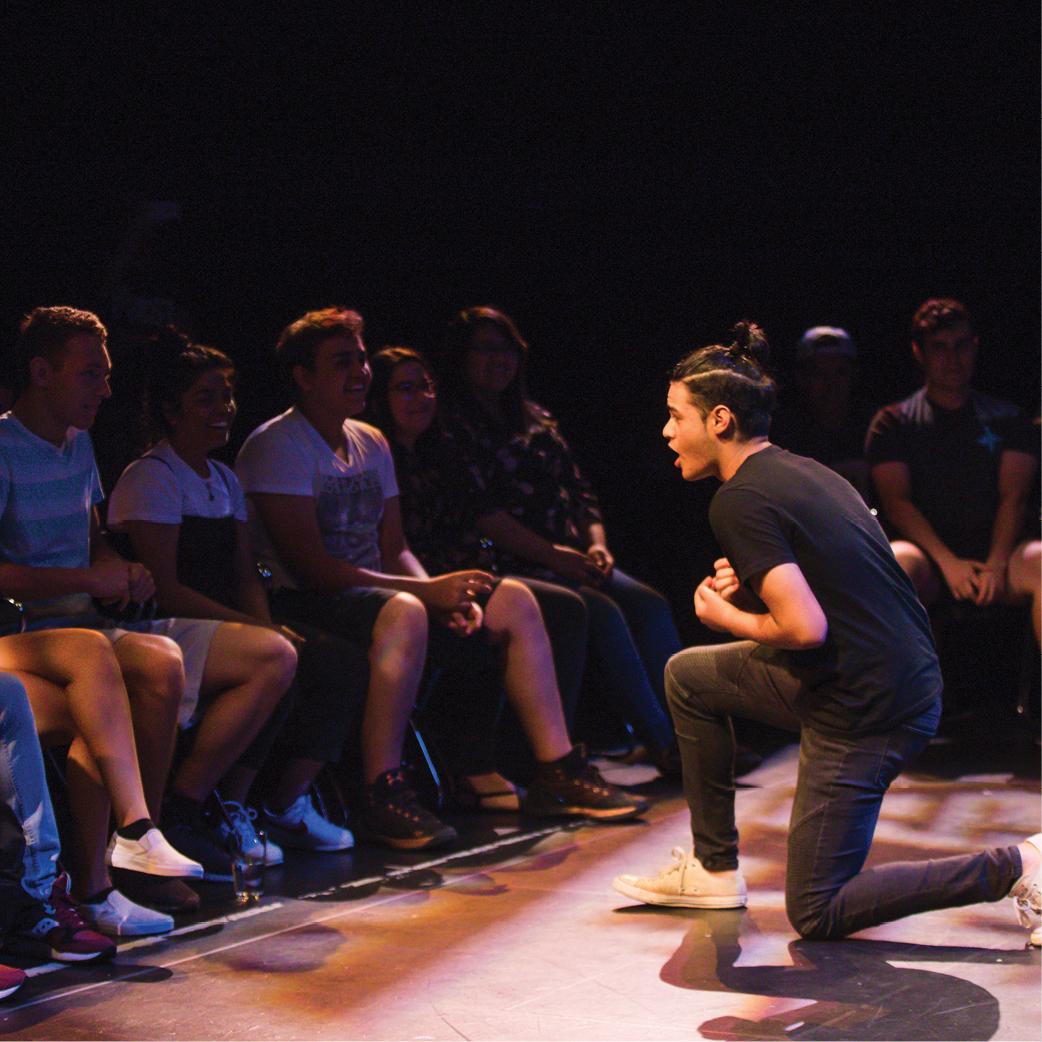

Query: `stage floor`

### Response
(2, 739, 1039, 1041)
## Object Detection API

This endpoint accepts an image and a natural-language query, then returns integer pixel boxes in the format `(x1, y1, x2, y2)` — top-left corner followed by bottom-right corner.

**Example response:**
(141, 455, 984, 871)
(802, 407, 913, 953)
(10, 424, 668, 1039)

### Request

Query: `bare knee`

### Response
(372, 593, 428, 657)
(491, 578, 542, 625)
(252, 630, 298, 691)
(1009, 540, 1041, 599)
(117, 634, 184, 709)
(61, 629, 125, 687)
(891, 541, 936, 602)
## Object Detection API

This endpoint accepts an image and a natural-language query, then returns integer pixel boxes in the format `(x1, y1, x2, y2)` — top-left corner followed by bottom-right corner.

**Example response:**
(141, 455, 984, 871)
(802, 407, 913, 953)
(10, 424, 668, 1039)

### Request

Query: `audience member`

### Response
(0, 307, 296, 905)
(237, 310, 644, 840)
(1, 671, 114, 983)
(366, 345, 646, 813)
(0, 628, 198, 935)
(107, 330, 359, 854)
(439, 306, 682, 773)
(866, 299, 1040, 642)
(770, 326, 870, 497)
(365, 346, 587, 737)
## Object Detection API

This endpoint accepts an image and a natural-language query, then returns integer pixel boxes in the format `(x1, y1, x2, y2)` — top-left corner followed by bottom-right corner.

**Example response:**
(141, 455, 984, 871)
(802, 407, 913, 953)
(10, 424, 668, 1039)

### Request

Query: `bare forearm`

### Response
(477, 511, 559, 570)
(723, 605, 823, 650)
(150, 577, 256, 624)
(237, 580, 275, 625)
(0, 564, 94, 602)
(987, 492, 1028, 569)
(584, 521, 608, 550)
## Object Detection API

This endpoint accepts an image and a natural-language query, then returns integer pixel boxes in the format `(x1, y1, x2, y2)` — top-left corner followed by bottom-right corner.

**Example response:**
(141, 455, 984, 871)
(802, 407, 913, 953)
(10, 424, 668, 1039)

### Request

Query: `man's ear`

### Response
(911, 342, 924, 368)
(710, 404, 735, 436)
(292, 363, 312, 395)
(28, 356, 52, 389)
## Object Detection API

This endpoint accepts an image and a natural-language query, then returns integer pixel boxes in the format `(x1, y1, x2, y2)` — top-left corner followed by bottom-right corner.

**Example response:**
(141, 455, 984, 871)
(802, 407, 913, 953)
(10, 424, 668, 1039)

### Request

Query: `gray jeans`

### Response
(665, 641, 1021, 939)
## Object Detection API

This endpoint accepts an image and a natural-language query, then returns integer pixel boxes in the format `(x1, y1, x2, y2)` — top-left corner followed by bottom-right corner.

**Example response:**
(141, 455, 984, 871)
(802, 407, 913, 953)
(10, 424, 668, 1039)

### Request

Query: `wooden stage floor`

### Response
(1, 739, 1039, 1041)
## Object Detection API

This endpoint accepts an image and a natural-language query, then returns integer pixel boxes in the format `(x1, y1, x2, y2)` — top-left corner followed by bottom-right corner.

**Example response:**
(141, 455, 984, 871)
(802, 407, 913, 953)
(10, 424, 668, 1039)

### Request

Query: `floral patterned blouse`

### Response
(389, 426, 499, 576)
(445, 397, 604, 580)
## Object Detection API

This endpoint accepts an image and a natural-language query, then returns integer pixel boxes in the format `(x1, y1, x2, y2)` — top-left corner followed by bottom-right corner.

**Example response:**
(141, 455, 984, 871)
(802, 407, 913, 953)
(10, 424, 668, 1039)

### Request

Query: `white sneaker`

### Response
(264, 794, 355, 852)
(612, 847, 747, 908)
(109, 827, 204, 878)
(81, 889, 174, 937)
(216, 802, 284, 866)
(1010, 832, 1041, 943)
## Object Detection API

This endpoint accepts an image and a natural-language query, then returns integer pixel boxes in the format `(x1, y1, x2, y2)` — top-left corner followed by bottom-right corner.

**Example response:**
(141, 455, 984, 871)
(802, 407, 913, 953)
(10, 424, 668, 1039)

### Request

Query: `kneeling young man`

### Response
(612, 322, 1040, 945)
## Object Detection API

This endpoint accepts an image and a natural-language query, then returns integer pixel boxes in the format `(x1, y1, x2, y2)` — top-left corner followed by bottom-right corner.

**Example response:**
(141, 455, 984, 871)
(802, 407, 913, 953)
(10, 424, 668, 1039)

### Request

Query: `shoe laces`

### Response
(656, 847, 688, 881)
(223, 802, 262, 852)
(567, 762, 614, 797)
(48, 880, 91, 935)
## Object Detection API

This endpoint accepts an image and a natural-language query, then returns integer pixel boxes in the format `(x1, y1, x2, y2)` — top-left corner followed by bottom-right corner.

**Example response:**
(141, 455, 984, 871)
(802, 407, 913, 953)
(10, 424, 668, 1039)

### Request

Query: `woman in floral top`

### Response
(437, 307, 682, 773)
(366, 347, 588, 737)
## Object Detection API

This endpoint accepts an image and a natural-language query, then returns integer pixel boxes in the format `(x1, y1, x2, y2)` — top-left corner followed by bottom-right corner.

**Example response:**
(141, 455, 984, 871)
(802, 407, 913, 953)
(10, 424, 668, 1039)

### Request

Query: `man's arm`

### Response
(250, 492, 491, 614)
(871, 460, 982, 599)
(695, 561, 827, 651)
(977, 450, 1037, 605)
(0, 507, 135, 604)
(477, 510, 605, 586)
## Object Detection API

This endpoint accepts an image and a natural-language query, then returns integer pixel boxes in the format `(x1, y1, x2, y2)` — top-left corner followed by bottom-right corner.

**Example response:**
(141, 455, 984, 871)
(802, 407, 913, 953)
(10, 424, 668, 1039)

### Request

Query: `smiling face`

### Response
(913, 320, 978, 399)
(168, 367, 237, 453)
(663, 381, 721, 482)
(463, 323, 521, 401)
(294, 333, 372, 420)
(387, 360, 438, 444)
(36, 333, 113, 431)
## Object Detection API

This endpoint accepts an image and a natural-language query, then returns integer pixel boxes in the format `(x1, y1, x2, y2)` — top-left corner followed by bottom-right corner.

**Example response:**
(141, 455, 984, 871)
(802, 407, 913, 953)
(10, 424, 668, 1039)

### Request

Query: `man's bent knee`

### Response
(116, 634, 185, 704)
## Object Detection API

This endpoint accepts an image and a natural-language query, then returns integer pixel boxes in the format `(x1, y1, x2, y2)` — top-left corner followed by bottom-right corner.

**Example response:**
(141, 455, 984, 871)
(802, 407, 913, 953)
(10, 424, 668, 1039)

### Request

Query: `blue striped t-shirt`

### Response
(0, 412, 104, 619)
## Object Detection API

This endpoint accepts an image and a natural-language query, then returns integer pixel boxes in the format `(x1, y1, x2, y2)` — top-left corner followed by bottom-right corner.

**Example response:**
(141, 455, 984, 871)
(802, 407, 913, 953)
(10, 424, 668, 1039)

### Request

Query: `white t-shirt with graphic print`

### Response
(235, 407, 398, 590)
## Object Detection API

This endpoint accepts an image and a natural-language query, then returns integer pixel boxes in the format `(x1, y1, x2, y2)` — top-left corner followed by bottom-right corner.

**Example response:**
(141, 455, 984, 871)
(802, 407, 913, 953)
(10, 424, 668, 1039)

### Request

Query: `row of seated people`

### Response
(773, 306, 1039, 645)
(0, 301, 680, 982)
(0, 298, 1037, 991)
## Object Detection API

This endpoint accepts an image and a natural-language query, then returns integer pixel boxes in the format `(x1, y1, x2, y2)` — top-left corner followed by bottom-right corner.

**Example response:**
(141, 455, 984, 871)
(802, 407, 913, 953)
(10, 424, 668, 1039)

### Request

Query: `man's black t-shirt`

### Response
(709, 445, 942, 736)
(865, 388, 1039, 559)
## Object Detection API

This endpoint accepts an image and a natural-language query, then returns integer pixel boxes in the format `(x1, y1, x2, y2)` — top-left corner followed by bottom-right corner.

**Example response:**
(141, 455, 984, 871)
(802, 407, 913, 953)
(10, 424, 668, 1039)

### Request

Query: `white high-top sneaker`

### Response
(613, 847, 747, 908)
(1010, 832, 1041, 947)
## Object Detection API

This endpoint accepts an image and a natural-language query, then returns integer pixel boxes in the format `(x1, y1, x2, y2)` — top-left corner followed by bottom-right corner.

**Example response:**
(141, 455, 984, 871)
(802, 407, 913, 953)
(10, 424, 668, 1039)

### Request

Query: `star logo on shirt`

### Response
(977, 425, 1001, 454)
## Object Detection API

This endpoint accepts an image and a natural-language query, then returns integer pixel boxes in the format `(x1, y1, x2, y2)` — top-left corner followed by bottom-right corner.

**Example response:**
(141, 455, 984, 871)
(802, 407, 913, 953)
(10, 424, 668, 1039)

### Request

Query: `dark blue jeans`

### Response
(580, 568, 680, 752)
(665, 641, 1022, 939)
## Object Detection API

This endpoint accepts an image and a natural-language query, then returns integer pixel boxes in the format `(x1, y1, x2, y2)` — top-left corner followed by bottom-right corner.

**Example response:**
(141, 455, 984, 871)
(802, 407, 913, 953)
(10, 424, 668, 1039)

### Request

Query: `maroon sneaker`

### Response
(0, 963, 26, 1001)
(9, 874, 116, 962)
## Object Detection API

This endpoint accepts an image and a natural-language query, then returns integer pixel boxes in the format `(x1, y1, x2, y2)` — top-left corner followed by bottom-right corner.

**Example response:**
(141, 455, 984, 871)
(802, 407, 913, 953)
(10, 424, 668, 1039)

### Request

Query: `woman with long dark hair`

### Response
(107, 330, 357, 856)
(438, 306, 682, 772)
(363, 343, 646, 818)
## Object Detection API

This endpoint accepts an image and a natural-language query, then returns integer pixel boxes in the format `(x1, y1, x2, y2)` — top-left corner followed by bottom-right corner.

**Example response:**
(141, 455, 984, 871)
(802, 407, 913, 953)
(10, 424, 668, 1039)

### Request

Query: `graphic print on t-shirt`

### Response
(315, 469, 385, 567)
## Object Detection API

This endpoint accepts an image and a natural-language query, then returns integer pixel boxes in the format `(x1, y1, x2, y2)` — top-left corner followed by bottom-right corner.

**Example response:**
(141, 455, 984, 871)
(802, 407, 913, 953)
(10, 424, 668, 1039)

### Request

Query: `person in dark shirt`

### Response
(866, 298, 1040, 643)
(438, 306, 682, 772)
(612, 322, 1040, 944)
(770, 325, 871, 498)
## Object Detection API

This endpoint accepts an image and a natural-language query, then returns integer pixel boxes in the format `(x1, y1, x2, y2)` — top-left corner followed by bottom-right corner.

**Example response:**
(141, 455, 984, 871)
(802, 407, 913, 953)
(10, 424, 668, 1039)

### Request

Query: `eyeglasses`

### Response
(389, 378, 437, 398)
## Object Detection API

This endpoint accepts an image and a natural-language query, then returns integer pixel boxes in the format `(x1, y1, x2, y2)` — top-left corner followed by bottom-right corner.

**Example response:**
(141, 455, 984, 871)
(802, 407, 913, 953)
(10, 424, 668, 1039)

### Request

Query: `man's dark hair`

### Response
(275, 307, 364, 392)
(910, 298, 974, 347)
(13, 306, 108, 392)
(671, 322, 776, 439)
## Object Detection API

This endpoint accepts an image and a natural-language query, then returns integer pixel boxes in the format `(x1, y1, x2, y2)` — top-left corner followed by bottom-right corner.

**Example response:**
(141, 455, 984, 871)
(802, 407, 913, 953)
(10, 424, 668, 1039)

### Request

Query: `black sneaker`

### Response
(111, 869, 201, 913)
(523, 745, 648, 820)
(364, 769, 458, 851)
(162, 821, 234, 882)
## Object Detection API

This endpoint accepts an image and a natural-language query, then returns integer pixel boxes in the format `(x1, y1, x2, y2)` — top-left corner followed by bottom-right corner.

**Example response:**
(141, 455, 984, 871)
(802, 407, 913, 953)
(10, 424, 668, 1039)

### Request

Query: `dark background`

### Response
(6, 5, 1039, 636)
